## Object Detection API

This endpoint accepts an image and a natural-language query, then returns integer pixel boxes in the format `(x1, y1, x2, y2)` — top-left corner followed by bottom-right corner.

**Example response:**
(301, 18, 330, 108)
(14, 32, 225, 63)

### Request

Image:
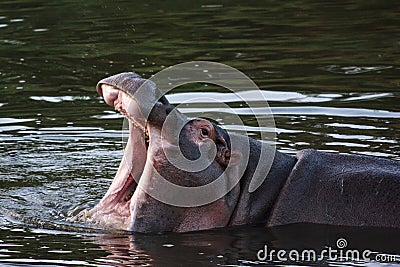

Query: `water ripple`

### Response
(325, 123, 387, 130)
(167, 91, 393, 104)
(0, 39, 25, 45)
(179, 106, 400, 118)
(30, 96, 91, 103)
(322, 65, 393, 75)
(0, 118, 34, 125)
(343, 93, 393, 102)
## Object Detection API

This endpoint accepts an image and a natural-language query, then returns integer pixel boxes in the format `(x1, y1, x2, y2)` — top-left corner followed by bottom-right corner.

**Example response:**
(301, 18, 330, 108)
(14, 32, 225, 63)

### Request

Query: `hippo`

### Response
(83, 72, 400, 233)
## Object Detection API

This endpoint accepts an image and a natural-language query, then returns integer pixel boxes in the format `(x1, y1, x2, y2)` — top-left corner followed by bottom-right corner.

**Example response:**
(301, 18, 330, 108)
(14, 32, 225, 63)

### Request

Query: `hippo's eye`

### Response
(201, 128, 209, 137)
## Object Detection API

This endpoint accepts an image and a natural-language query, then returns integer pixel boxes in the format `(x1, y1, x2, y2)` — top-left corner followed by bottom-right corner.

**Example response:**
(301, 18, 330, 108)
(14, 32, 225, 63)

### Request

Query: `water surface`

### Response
(0, 0, 399, 266)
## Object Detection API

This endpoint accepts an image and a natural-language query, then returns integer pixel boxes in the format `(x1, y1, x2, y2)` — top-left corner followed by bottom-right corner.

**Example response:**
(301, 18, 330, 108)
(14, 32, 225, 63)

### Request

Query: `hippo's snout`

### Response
(96, 72, 175, 127)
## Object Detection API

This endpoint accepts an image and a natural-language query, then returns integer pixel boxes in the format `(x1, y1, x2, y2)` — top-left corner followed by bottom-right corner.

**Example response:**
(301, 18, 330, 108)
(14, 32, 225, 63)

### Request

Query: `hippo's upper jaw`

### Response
(84, 72, 244, 233)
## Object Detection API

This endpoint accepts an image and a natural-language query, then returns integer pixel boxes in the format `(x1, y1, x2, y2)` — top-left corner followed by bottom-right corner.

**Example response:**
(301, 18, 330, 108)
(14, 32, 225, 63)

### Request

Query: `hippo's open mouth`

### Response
(84, 83, 155, 229)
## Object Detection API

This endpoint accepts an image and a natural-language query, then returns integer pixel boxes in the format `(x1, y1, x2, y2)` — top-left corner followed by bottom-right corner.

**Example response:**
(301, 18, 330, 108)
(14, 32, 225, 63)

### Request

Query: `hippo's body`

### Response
(79, 72, 400, 233)
(268, 149, 400, 228)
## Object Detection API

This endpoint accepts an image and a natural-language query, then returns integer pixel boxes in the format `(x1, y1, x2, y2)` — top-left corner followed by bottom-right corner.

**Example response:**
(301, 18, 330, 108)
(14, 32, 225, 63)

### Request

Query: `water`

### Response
(0, 0, 399, 266)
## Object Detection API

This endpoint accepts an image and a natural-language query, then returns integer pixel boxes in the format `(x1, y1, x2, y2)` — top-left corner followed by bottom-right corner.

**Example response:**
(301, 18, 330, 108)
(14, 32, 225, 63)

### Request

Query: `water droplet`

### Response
(10, 18, 24, 22)
(33, 28, 48, 32)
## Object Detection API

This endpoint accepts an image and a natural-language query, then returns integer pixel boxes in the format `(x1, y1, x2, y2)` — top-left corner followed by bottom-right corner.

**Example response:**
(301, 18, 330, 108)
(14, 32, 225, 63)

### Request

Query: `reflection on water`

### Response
(1, 224, 400, 266)
(0, 0, 399, 266)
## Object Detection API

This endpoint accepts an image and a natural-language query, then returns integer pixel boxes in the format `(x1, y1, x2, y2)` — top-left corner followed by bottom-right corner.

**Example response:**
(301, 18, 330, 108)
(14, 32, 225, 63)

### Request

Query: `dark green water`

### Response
(0, 0, 399, 266)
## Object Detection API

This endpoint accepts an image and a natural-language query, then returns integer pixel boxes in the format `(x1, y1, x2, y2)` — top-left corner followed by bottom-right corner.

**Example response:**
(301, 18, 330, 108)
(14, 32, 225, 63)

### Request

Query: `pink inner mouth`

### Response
(84, 85, 149, 229)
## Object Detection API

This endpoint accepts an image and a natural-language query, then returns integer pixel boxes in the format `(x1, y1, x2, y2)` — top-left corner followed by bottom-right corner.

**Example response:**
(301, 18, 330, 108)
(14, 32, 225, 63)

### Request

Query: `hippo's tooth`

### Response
(124, 190, 134, 202)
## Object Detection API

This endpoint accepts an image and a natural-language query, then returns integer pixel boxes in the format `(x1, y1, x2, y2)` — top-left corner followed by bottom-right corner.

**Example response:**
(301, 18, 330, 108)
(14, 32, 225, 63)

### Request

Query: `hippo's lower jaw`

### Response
(86, 129, 147, 230)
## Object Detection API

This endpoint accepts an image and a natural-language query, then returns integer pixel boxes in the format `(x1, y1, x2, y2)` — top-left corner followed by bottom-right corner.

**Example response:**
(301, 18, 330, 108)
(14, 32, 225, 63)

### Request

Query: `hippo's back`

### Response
(267, 149, 400, 228)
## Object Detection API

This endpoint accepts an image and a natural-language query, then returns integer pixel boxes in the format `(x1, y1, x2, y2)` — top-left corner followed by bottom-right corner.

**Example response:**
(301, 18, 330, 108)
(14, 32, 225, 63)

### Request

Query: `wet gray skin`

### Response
(84, 72, 400, 233)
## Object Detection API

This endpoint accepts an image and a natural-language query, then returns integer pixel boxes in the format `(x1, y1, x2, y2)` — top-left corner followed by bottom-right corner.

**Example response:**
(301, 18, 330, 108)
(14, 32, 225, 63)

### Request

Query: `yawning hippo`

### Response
(84, 72, 400, 233)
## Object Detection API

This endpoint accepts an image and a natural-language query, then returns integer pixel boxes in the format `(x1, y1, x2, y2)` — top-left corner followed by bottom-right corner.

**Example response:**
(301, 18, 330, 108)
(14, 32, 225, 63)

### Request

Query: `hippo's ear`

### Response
(229, 151, 242, 166)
